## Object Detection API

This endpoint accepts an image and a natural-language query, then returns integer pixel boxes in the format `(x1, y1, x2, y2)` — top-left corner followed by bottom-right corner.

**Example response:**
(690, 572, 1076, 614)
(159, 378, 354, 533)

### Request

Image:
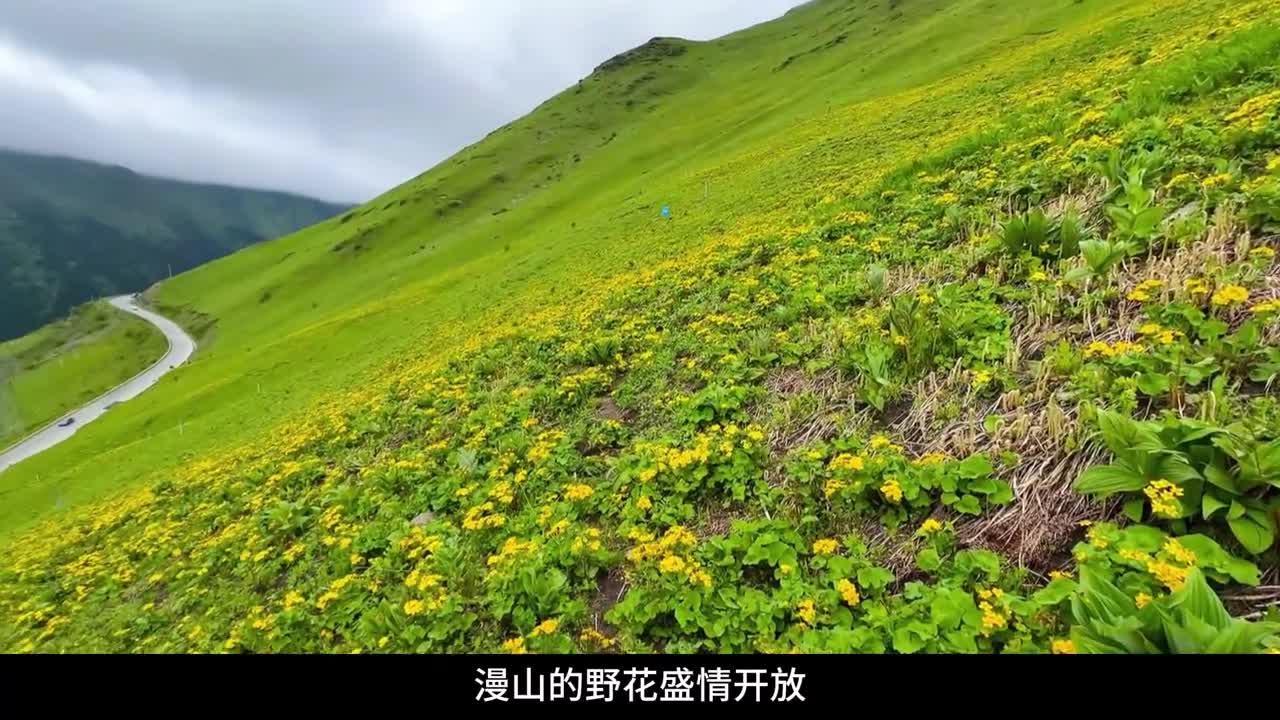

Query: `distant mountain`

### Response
(0, 148, 349, 340)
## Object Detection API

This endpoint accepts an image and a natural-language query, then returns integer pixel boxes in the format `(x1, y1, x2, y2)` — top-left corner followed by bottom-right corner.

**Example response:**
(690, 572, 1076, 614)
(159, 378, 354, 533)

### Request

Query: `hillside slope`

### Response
(0, 300, 166, 448)
(3, 0, 1280, 654)
(0, 148, 349, 340)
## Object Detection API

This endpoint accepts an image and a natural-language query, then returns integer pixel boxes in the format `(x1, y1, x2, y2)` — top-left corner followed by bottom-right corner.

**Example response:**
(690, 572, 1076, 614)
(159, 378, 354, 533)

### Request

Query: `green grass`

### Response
(0, 302, 167, 449)
(4, 0, 1280, 654)
(0, 0, 1253, 540)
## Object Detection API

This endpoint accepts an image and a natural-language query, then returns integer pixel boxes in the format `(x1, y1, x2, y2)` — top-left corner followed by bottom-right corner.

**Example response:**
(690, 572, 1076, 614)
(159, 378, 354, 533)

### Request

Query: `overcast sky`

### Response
(0, 1, 803, 203)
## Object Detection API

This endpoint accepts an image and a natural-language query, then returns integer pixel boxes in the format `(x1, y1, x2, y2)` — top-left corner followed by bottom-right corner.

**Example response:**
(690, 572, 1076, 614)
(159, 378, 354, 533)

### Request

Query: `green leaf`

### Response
(1153, 455, 1200, 483)
(983, 414, 1002, 435)
(953, 494, 982, 515)
(1228, 500, 1247, 520)
(968, 477, 998, 494)
(1074, 463, 1147, 494)
(1197, 319, 1229, 341)
(1201, 493, 1229, 519)
(916, 547, 941, 573)
(1170, 568, 1232, 631)
(1228, 515, 1275, 554)
(956, 453, 994, 479)
(1177, 534, 1261, 585)
(988, 479, 1013, 504)
(1122, 497, 1146, 522)
(856, 566, 895, 591)
(1032, 577, 1077, 606)
(1136, 372, 1170, 396)
(1203, 463, 1238, 494)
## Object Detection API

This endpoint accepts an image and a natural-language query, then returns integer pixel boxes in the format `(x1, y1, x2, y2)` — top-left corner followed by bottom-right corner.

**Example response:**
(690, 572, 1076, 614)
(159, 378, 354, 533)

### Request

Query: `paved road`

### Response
(0, 295, 196, 474)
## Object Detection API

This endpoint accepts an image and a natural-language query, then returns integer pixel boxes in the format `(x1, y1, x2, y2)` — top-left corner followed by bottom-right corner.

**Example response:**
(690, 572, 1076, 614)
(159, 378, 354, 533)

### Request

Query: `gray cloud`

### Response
(0, 1, 803, 203)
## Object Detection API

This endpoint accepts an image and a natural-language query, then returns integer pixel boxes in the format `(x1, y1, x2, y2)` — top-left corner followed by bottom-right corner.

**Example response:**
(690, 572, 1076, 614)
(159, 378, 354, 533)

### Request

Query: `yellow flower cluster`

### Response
(919, 518, 944, 534)
(1211, 284, 1249, 307)
(1251, 299, 1280, 315)
(836, 579, 860, 606)
(879, 478, 903, 503)
(1224, 90, 1280, 131)
(487, 537, 537, 567)
(1136, 322, 1181, 345)
(563, 483, 594, 501)
(530, 618, 559, 637)
(462, 502, 505, 530)
(1127, 279, 1162, 302)
(811, 538, 839, 555)
(796, 599, 817, 626)
(977, 588, 1008, 636)
(1184, 277, 1210, 297)
(828, 453, 865, 473)
(1083, 339, 1143, 358)
(1143, 479, 1183, 518)
(1050, 638, 1076, 654)
(913, 452, 950, 466)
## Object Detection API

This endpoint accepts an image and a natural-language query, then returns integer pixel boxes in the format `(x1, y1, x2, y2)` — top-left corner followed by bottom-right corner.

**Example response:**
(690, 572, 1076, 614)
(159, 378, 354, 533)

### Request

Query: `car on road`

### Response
(57, 417, 76, 428)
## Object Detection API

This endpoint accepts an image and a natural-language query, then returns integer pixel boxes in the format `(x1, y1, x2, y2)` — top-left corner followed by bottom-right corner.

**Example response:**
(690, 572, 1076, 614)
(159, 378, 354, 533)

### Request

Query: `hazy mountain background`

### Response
(0, 147, 348, 340)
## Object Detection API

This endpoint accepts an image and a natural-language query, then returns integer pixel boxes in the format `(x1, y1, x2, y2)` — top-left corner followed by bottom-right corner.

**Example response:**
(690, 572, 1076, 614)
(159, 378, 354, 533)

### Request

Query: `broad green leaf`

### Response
(1170, 568, 1231, 631)
(1032, 577, 1076, 606)
(988, 479, 1014, 504)
(1122, 497, 1146, 522)
(1136, 372, 1170, 396)
(1074, 463, 1146, 494)
(1153, 454, 1200, 483)
(968, 477, 998, 494)
(856, 566, 895, 591)
(1228, 515, 1275, 554)
(1201, 493, 1229, 519)
(915, 547, 941, 573)
(1197, 319, 1229, 341)
(953, 494, 982, 515)
(956, 453, 994, 479)
(1202, 463, 1238, 494)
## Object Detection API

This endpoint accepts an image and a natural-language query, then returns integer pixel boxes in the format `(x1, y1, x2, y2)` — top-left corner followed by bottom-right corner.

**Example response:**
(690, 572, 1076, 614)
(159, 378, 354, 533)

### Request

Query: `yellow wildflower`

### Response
(796, 599, 817, 625)
(530, 618, 559, 637)
(880, 478, 903, 503)
(836, 579, 861, 606)
(564, 483, 594, 501)
(1147, 560, 1189, 591)
(1211, 284, 1249, 307)
(811, 538, 839, 555)
(1143, 479, 1183, 518)
(403, 599, 426, 616)
(828, 453, 865, 472)
(502, 637, 527, 654)
(1135, 592, 1152, 609)
(1251, 299, 1280, 315)
(659, 555, 687, 574)
(1185, 277, 1210, 297)
(636, 495, 653, 511)
(1163, 538, 1196, 565)
(1051, 638, 1076, 655)
(919, 518, 944, 534)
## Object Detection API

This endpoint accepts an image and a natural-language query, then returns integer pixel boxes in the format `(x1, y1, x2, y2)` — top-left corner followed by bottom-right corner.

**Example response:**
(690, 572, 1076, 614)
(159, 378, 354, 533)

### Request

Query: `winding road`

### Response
(0, 295, 196, 474)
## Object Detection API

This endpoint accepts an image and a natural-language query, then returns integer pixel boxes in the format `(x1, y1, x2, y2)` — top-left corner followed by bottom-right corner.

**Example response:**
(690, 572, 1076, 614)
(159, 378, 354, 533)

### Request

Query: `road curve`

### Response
(0, 295, 196, 474)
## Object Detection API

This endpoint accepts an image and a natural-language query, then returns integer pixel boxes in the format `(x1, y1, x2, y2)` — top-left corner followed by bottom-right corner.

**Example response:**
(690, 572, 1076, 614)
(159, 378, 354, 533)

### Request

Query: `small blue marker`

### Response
(661, 204, 671, 219)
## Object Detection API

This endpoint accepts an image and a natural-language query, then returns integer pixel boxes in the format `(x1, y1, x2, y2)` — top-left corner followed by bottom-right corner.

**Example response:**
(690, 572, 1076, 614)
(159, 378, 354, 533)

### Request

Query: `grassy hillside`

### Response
(0, 148, 350, 340)
(3, 0, 1280, 653)
(0, 301, 167, 448)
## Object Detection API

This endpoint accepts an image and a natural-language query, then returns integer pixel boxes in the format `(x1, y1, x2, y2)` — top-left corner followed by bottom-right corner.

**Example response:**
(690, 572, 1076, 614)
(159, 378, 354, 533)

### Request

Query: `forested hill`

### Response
(0, 148, 349, 339)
